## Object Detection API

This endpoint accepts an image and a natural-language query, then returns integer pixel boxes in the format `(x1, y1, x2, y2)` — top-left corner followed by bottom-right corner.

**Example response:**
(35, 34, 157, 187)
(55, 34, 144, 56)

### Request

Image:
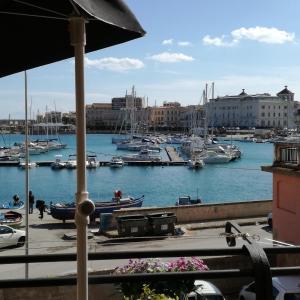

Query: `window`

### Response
(261, 112, 265, 117)
(261, 105, 265, 109)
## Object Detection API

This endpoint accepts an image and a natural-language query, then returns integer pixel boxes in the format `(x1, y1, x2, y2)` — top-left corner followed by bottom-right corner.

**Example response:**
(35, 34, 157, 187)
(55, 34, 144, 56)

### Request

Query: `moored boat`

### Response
(122, 149, 162, 162)
(50, 194, 144, 222)
(109, 156, 125, 168)
(0, 210, 23, 227)
(51, 154, 65, 169)
(0, 200, 25, 210)
(175, 195, 202, 206)
(86, 155, 98, 169)
(65, 154, 77, 169)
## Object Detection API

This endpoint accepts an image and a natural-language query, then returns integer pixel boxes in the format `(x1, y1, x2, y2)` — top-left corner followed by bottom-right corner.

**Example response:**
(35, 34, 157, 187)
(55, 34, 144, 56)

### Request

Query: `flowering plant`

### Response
(114, 257, 209, 299)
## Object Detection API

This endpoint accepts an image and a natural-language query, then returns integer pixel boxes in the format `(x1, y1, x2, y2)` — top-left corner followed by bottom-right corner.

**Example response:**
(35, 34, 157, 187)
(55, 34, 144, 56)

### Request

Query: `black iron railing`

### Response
(0, 221, 300, 300)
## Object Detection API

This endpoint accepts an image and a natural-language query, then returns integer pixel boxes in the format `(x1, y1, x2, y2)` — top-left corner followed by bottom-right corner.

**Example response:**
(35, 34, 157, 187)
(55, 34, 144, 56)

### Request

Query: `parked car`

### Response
(239, 276, 300, 300)
(0, 225, 26, 249)
(184, 280, 225, 299)
(267, 212, 272, 228)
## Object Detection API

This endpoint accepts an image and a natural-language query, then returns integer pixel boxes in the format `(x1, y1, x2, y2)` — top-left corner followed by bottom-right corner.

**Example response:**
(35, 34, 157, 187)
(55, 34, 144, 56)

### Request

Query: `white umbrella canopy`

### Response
(0, 1, 145, 300)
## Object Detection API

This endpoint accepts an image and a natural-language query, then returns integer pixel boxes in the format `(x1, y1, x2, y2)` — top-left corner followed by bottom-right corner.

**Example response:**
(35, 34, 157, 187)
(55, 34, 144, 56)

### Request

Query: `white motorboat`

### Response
(19, 161, 37, 169)
(109, 156, 124, 168)
(51, 155, 65, 169)
(198, 150, 231, 164)
(187, 158, 204, 169)
(65, 154, 77, 169)
(86, 155, 98, 168)
(122, 149, 162, 162)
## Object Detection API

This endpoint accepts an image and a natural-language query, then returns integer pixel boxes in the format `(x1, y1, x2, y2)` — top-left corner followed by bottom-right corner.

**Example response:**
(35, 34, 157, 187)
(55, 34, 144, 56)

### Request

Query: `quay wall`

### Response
(112, 199, 272, 225)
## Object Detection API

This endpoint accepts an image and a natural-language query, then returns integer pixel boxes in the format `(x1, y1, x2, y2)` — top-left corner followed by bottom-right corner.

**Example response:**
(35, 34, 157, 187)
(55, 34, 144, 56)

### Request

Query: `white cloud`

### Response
(148, 52, 194, 63)
(162, 39, 173, 45)
(85, 57, 144, 72)
(231, 26, 295, 44)
(203, 27, 295, 47)
(178, 41, 192, 47)
(202, 35, 237, 47)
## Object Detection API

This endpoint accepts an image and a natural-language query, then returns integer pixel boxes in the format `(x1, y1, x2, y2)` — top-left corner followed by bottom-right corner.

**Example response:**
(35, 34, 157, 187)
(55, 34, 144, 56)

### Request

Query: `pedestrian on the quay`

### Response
(29, 190, 35, 214)
(36, 200, 46, 219)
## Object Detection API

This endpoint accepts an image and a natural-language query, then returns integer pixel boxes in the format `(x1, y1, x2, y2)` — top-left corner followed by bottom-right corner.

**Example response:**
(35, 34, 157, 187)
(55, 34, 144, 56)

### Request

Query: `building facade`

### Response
(86, 103, 125, 130)
(112, 94, 145, 110)
(207, 87, 297, 129)
(262, 141, 300, 245)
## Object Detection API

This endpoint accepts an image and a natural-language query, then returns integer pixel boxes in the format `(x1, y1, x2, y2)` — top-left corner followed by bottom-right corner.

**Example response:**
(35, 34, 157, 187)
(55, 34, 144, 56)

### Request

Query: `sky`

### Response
(1, 0, 300, 118)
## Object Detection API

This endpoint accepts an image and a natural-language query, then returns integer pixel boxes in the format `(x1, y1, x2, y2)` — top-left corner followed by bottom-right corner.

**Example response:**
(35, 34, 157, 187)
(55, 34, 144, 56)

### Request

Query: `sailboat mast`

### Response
(211, 82, 214, 136)
(204, 84, 208, 143)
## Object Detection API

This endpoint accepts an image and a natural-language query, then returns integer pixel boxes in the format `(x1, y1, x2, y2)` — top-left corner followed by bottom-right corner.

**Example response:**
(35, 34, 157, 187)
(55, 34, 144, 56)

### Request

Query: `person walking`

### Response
(29, 190, 35, 214)
(37, 200, 45, 219)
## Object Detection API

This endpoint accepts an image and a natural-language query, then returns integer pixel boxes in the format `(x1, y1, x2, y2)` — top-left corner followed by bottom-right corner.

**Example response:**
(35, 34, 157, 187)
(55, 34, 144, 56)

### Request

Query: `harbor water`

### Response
(0, 134, 273, 207)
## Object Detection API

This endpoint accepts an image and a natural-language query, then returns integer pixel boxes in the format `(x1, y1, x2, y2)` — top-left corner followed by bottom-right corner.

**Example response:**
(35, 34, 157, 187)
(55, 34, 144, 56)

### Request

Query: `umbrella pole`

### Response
(24, 70, 29, 279)
(70, 16, 89, 300)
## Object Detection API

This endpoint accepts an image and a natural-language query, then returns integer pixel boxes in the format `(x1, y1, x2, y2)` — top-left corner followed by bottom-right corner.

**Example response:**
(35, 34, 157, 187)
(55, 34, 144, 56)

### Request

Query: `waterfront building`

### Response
(112, 94, 144, 110)
(148, 101, 186, 130)
(62, 111, 76, 125)
(86, 103, 125, 130)
(206, 86, 298, 129)
(44, 111, 62, 123)
(181, 105, 205, 133)
(262, 140, 300, 245)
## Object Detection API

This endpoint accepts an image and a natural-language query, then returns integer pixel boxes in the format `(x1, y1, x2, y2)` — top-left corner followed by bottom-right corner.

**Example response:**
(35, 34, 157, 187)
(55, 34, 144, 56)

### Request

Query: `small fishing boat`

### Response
(175, 196, 202, 206)
(0, 200, 25, 210)
(50, 194, 144, 222)
(0, 211, 23, 227)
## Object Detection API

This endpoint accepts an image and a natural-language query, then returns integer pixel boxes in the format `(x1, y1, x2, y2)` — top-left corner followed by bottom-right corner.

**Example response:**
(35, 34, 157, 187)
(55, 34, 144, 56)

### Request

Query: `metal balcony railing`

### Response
(0, 222, 299, 300)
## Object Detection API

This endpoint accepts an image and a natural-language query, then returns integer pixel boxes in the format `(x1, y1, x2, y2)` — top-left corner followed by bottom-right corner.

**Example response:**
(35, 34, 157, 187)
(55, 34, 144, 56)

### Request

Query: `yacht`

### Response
(122, 149, 162, 162)
(198, 150, 231, 164)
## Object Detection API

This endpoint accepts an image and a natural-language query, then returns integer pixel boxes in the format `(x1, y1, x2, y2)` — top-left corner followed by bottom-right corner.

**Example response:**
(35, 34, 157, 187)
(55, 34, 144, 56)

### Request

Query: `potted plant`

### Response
(114, 257, 209, 299)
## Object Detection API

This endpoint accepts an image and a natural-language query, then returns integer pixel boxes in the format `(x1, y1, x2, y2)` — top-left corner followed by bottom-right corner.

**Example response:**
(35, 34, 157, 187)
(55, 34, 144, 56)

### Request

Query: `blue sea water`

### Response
(0, 134, 273, 207)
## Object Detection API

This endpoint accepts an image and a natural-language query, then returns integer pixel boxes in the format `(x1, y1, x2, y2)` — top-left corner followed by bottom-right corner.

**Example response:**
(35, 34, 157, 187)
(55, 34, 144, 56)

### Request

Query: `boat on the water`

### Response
(0, 210, 23, 227)
(51, 154, 65, 169)
(0, 200, 25, 210)
(175, 195, 202, 206)
(50, 194, 144, 222)
(65, 154, 77, 169)
(86, 155, 98, 169)
(109, 156, 125, 168)
(19, 161, 38, 169)
(187, 158, 204, 169)
(122, 149, 162, 162)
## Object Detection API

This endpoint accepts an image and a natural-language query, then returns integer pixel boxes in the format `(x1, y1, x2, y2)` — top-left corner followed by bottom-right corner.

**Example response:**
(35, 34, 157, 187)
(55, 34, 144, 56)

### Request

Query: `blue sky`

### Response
(1, 0, 300, 118)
